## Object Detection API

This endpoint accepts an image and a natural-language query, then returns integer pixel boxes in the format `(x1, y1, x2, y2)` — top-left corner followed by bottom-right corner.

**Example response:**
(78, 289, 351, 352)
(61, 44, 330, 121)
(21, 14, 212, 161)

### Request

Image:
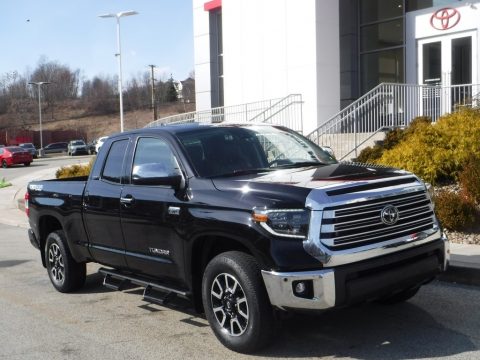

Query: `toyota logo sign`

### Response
(430, 8, 461, 30)
(380, 205, 400, 226)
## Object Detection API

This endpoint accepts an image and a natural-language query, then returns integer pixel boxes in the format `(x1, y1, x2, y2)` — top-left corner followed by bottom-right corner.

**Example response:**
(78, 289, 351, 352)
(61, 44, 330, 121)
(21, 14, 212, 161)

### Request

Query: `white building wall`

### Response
(193, 0, 213, 111)
(193, 0, 341, 134)
(315, 1, 340, 134)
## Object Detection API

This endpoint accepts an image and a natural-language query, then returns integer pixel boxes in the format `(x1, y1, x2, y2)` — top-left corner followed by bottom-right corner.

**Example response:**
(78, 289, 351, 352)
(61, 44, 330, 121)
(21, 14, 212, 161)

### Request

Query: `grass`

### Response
(0, 177, 12, 188)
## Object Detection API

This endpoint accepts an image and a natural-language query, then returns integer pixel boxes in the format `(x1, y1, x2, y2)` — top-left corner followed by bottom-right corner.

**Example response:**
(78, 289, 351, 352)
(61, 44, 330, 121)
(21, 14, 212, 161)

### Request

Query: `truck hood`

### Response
(211, 162, 410, 191)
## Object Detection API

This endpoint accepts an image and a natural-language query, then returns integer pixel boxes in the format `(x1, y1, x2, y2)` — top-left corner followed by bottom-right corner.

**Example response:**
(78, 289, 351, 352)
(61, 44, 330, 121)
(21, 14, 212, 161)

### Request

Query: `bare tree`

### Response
(81, 76, 117, 115)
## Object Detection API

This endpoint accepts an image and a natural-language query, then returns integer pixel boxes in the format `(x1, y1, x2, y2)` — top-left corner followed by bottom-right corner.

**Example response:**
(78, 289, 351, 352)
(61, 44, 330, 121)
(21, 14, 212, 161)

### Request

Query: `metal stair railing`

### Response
(144, 94, 303, 132)
(248, 94, 303, 133)
(307, 82, 480, 160)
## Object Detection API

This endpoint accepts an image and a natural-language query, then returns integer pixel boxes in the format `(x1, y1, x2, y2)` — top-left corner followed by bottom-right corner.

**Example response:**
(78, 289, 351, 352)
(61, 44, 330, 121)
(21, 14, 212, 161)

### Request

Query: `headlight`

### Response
(252, 209, 310, 238)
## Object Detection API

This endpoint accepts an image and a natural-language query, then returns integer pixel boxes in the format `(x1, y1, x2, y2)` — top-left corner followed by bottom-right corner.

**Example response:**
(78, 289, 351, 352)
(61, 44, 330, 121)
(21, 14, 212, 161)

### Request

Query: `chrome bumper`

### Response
(261, 269, 336, 310)
(262, 234, 449, 311)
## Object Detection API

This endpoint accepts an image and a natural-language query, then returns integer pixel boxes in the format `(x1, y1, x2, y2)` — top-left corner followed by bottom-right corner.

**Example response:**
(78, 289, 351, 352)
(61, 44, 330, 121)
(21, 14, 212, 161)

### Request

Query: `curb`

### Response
(438, 265, 480, 287)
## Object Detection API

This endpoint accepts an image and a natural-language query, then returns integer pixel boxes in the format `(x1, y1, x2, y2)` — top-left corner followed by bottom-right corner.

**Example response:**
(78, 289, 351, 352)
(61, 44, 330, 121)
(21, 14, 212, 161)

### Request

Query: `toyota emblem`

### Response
(430, 8, 461, 30)
(381, 205, 400, 226)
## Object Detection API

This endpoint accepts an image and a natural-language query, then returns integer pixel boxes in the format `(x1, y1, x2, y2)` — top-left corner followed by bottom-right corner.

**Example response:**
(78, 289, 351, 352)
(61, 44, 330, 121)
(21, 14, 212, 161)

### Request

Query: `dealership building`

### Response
(192, 0, 479, 139)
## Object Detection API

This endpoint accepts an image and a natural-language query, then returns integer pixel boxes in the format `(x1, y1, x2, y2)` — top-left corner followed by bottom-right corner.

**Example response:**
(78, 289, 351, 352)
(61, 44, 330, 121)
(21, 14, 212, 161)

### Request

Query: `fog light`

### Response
(295, 282, 306, 294)
(292, 280, 313, 299)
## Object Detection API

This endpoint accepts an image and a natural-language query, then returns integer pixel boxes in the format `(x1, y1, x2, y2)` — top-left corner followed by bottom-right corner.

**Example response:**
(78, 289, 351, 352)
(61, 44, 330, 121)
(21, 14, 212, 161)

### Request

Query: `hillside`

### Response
(0, 101, 195, 144)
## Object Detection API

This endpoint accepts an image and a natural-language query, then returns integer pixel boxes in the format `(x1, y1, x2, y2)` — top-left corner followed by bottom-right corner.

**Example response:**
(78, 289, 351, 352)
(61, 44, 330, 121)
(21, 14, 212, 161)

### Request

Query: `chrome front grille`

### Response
(320, 190, 436, 250)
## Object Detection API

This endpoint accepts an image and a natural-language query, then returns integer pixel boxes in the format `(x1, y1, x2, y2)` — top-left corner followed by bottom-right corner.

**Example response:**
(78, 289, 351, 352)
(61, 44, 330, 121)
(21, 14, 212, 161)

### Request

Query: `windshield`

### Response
(20, 143, 34, 149)
(176, 125, 337, 177)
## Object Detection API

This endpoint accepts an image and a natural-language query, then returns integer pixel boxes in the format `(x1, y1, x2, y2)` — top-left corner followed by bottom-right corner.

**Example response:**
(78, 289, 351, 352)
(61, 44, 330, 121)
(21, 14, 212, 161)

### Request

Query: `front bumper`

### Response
(262, 236, 448, 310)
(71, 148, 88, 155)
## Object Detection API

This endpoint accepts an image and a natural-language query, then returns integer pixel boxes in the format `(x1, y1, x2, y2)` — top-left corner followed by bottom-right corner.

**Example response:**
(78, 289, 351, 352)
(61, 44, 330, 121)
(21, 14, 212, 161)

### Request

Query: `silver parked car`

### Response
(67, 140, 88, 156)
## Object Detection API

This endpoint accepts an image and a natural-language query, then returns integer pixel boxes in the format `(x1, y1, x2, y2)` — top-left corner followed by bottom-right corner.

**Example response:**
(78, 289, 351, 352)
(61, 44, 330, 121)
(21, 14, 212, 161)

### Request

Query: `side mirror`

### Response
(132, 163, 183, 189)
(321, 146, 335, 158)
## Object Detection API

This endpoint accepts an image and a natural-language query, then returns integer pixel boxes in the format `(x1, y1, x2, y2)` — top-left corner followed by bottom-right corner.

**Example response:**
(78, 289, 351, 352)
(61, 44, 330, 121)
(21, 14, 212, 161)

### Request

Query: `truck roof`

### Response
(113, 123, 285, 138)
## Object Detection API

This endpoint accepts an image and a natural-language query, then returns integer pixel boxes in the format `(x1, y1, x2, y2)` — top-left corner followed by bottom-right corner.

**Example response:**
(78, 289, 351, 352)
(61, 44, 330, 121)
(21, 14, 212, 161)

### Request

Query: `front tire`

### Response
(24, 162, 31, 167)
(202, 251, 275, 353)
(45, 230, 86, 293)
(2, 160, 7, 168)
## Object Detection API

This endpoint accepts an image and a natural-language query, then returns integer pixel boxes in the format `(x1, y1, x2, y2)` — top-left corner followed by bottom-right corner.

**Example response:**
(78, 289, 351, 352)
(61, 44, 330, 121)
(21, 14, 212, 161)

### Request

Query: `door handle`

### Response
(83, 191, 90, 208)
(120, 195, 135, 205)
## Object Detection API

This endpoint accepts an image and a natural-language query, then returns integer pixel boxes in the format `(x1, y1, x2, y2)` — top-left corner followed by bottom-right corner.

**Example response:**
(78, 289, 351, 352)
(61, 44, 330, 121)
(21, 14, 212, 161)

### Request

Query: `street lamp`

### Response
(28, 81, 51, 153)
(99, 10, 138, 133)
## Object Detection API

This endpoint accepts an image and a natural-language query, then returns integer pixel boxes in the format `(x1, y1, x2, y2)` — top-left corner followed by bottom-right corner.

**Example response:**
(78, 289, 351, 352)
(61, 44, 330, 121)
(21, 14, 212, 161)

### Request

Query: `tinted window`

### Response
(6, 146, 24, 153)
(132, 137, 179, 177)
(102, 139, 128, 184)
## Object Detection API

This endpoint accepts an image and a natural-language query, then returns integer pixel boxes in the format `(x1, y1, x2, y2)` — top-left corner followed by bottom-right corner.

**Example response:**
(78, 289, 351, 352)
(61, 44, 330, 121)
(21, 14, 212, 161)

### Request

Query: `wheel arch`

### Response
(188, 234, 259, 313)
(38, 215, 63, 267)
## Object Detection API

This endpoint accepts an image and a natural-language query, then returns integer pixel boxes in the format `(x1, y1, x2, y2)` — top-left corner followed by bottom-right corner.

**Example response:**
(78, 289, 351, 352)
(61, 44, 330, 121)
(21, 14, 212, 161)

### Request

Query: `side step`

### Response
(99, 268, 190, 305)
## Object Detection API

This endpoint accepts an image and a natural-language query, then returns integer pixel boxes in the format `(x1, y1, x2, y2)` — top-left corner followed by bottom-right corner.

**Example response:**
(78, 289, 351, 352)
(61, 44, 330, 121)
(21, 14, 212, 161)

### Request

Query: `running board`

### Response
(98, 268, 189, 303)
(143, 285, 177, 305)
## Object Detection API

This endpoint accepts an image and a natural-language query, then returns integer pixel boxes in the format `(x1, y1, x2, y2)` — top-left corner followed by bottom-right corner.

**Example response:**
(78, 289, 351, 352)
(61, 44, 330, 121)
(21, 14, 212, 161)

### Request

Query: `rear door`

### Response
(120, 136, 187, 286)
(83, 137, 130, 268)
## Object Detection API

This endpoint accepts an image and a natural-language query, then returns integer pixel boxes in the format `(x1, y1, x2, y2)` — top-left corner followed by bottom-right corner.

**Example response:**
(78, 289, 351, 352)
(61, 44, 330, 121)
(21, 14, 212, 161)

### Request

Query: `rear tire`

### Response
(202, 251, 275, 353)
(24, 162, 31, 167)
(45, 230, 86, 293)
(2, 160, 8, 168)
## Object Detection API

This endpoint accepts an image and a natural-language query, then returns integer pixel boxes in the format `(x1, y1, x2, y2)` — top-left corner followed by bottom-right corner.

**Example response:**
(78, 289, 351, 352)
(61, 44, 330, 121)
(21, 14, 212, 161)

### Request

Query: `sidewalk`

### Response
(1, 166, 479, 287)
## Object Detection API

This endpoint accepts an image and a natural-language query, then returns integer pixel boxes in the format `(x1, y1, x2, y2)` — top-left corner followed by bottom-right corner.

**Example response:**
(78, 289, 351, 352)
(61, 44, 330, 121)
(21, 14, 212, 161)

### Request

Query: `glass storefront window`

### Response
(361, 19, 403, 52)
(360, 0, 403, 23)
(406, 0, 460, 12)
(361, 49, 404, 93)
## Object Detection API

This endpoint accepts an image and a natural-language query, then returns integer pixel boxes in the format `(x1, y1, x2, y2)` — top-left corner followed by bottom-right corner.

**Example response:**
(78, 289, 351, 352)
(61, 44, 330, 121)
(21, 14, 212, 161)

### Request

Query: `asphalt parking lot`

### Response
(0, 223, 479, 360)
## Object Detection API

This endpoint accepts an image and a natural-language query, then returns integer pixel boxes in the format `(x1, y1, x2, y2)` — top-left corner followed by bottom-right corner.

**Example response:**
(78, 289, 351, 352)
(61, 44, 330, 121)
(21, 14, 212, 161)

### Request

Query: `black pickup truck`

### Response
(26, 123, 449, 353)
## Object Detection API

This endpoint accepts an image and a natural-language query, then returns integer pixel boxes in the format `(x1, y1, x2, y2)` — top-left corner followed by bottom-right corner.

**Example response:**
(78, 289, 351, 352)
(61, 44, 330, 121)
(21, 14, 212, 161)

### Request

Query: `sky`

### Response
(0, 0, 194, 82)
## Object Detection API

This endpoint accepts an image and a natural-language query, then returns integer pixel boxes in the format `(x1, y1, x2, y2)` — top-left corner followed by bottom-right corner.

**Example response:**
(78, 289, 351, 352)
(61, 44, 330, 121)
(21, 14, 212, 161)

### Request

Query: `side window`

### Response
(102, 139, 128, 184)
(0, 149, 3, 155)
(132, 137, 179, 179)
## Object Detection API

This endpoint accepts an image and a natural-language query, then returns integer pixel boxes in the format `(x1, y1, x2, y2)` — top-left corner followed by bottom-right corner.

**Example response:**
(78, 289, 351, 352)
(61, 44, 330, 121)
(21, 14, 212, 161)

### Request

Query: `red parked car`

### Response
(0, 146, 33, 168)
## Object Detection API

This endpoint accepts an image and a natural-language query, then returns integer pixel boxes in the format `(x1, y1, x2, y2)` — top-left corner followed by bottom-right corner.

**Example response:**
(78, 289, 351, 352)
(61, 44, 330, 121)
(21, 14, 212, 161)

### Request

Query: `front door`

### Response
(418, 32, 476, 114)
(120, 136, 187, 287)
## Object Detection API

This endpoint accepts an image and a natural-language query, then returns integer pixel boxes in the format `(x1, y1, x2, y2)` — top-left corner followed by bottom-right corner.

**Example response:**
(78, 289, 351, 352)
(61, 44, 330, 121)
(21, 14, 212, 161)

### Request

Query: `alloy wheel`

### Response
(210, 273, 249, 336)
(48, 243, 65, 286)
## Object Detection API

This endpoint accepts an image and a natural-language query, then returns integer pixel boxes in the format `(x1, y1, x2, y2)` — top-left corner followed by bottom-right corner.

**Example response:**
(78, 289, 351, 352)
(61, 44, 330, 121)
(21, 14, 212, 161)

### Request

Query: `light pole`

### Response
(99, 10, 138, 133)
(148, 64, 157, 121)
(28, 81, 51, 152)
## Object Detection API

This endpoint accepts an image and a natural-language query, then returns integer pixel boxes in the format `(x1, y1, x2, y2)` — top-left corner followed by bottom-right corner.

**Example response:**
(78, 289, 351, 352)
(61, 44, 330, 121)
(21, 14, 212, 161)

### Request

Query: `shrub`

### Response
(56, 158, 94, 179)
(356, 145, 383, 163)
(356, 116, 430, 164)
(459, 156, 480, 204)
(377, 108, 480, 184)
(0, 178, 11, 188)
(433, 190, 477, 231)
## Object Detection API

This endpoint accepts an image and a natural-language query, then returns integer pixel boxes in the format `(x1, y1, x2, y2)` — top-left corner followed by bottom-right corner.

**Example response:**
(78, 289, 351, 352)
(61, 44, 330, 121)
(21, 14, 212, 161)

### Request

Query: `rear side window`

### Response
(102, 139, 128, 183)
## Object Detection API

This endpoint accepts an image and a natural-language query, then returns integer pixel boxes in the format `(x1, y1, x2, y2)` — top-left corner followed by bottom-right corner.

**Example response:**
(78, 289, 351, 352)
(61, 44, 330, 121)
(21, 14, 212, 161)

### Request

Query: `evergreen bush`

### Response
(433, 190, 477, 231)
(56, 158, 94, 179)
(459, 156, 480, 205)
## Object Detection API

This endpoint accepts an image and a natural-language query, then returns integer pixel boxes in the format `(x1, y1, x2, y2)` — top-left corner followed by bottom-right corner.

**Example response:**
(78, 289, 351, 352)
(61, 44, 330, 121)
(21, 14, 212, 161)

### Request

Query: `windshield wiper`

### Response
(210, 168, 274, 178)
